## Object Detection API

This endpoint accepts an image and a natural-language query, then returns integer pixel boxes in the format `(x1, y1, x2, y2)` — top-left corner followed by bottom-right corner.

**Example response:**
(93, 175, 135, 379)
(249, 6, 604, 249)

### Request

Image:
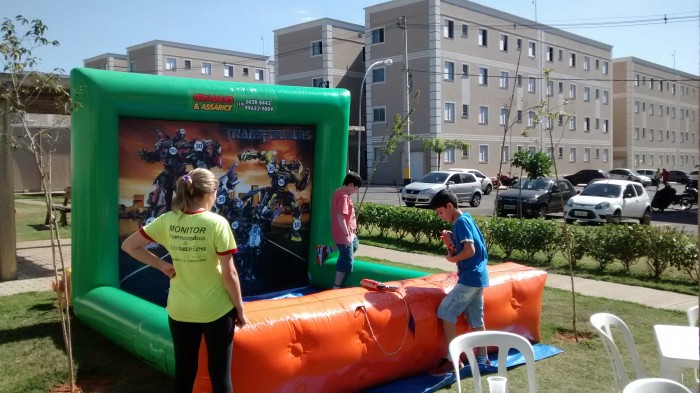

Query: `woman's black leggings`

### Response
(168, 309, 235, 393)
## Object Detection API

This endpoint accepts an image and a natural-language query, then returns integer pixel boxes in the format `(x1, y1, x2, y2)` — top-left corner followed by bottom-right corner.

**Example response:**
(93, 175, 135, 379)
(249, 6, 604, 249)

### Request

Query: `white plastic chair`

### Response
(590, 313, 648, 393)
(687, 305, 699, 384)
(622, 378, 692, 393)
(448, 330, 537, 393)
(687, 305, 698, 327)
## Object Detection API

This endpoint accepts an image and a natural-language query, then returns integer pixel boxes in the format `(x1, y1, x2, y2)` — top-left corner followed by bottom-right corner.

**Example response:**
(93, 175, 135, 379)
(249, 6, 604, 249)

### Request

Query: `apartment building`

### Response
(362, 0, 614, 184)
(274, 19, 366, 174)
(85, 40, 274, 84)
(83, 53, 128, 71)
(612, 57, 699, 171)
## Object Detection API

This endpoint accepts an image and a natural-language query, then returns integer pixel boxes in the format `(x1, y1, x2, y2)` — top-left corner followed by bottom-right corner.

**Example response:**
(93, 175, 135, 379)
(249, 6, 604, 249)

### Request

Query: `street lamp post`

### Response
(358, 59, 393, 180)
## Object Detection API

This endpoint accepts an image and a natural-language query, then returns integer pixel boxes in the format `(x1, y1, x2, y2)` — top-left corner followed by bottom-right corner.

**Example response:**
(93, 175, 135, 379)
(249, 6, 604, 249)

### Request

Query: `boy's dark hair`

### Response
(430, 188, 458, 210)
(343, 171, 363, 187)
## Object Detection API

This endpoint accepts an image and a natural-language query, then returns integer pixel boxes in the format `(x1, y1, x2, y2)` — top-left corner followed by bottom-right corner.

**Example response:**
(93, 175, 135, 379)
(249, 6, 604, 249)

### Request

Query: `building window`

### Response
(650, 105, 654, 116)
(129, 62, 136, 72)
(546, 46, 553, 62)
(569, 84, 577, 100)
(201, 62, 212, 75)
(528, 41, 536, 57)
(528, 77, 536, 94)
(546, 80, 554, 96)
(517, 74, 522, 87)
(528, 111, 535, 127)
(584, 117, 590, 132)
(478, 67, 488, 86)
(461, 24, 469, 37)
(224, 64, 234, 77)
(444, 19, 454, 38)
(569, 116, 576, 131)
(445, 148, 456, 163)
(595, 88, 599, 99)
(570, 148, 576, 162)
(583, 56, 590, 71)
(595, 148, 600, 159)
(569, 53, 576, 68)
(595, 118, 600, 129)
(529, 146, 537, 154)
(462, 146, 470, 158)
(499, 107, 508, 125)
(516, 110, 522, 123)
(583, 87, 590, 102)
(584, 147, 590, 162)
(558, 49, 563, 61)
(373, 147, 387, 162)
(478, 28, 488, 46)
(478, 106, 488, 125)
(184, 60, 191, 70)
(516, 38, 522, 51)
(372, 67, 386, 83)
(312, 77, 324, 87)
(499, 34, 508, 51)
(634, 74, 639, 86)
(371, 28, 384, 44)
(462, 64, 469, 77)
(558, 82, 564, 94)
(479, 145, 489, 163)
(602, 90, 609, 104)
(462, 104, 469, 118)
(373, 107, 386, 123)
(444, 61, 455, 80)
(254, 69, 264, 81)
(444, 102, 455, 122)
(311, 41, 323, 56)
(242, 67, 249, 76)
(634, 127, 640, 140)
(603, 119, 609, 133)
(547, 146, 554, 158)
(634, 101, 639, 113)
(166, 57, 177, 71)
(501, 145, 510, 163)
(650, 128, 654, 141)
(602, 61, 609, 75)
(603, 148, 609, 162)
(499, 71, 509, 89)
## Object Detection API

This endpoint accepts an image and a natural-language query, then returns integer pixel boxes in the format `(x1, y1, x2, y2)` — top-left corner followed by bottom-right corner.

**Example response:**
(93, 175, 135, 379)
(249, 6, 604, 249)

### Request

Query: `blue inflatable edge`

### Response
(364, 344, 563, 393)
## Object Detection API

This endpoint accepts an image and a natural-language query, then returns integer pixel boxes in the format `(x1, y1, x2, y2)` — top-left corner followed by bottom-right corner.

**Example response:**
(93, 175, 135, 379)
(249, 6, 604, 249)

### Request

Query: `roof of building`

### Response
(126, 40, 269, 61)
(273, 17, 364, 35)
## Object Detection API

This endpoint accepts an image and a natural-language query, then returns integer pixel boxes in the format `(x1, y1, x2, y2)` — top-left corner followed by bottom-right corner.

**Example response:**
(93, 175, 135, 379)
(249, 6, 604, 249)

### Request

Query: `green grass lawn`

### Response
(14, 196, 71, 242)
(1, 277, 695, 392)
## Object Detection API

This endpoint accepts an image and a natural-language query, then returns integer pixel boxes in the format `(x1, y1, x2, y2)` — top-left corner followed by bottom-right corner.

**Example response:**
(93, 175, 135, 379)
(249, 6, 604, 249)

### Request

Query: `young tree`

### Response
(0, 15, 75, 389)
(421, 137, 470, 171)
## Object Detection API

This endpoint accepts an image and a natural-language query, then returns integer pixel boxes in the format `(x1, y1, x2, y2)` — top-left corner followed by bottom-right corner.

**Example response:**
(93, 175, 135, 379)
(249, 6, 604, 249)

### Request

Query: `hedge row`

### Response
(357, 203, 699, 281)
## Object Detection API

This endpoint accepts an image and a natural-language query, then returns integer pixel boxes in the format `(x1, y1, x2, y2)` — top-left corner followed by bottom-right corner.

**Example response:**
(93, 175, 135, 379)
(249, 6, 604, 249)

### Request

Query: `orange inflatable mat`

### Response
(193, 262, 546, 392)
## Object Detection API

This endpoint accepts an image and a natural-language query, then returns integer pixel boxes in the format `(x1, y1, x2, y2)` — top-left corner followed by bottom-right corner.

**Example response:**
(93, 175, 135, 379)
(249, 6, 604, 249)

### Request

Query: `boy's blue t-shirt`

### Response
(452, 211, 489, 287)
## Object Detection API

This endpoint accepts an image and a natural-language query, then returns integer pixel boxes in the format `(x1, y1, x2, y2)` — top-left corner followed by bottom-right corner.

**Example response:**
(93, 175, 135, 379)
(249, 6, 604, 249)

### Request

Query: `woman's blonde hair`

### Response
(172, 168, 218, 212)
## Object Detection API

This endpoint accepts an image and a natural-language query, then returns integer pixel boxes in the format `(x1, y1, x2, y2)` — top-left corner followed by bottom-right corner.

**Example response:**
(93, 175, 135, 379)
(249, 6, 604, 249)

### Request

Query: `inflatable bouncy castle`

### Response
(70, 69, 546, 392)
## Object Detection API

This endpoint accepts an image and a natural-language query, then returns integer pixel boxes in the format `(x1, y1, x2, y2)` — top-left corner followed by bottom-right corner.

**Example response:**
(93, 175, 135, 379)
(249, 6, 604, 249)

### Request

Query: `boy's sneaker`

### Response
(428, 357, 456, 376)
(476, 355, 490, 367)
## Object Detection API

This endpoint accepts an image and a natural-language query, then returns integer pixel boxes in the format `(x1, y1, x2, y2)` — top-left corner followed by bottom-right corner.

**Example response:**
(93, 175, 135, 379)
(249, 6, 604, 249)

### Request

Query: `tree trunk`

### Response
(0, 110, 17, 281)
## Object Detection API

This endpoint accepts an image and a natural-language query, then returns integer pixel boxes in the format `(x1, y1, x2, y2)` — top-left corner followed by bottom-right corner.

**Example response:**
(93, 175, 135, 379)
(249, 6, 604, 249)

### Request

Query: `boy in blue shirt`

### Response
(429, 189, 489, 376)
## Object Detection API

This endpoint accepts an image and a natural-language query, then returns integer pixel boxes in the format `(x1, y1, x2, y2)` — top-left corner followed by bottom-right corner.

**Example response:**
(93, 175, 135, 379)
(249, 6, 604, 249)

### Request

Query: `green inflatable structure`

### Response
(69, 68, 425, 375)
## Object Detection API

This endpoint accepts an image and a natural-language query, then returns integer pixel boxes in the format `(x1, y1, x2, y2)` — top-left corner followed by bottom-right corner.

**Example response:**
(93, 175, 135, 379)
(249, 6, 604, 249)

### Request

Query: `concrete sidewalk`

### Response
(1, 240, 696, 312)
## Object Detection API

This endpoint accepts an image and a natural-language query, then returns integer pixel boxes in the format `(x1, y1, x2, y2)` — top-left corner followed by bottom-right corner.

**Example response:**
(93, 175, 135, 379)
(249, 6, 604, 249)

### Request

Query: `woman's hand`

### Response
(234, 308, 247, 329)
(159, 262, 176, 278)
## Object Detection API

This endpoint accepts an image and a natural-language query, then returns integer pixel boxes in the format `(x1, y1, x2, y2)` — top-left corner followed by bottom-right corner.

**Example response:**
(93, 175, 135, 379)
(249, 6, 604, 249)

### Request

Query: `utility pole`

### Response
(399, 16, 411, 185)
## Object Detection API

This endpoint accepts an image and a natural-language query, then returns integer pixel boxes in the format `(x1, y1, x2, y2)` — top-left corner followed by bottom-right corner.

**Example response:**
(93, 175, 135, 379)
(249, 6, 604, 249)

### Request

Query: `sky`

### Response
(3, 0, 699, 76)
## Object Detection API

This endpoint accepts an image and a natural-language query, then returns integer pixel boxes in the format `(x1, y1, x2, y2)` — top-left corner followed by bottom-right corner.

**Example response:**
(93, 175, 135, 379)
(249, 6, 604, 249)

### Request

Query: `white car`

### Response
(564, 179, 651, 224)
(607, 168, 652, 187)
(401, 171, 482, 207)
(448, 168, 493, 195)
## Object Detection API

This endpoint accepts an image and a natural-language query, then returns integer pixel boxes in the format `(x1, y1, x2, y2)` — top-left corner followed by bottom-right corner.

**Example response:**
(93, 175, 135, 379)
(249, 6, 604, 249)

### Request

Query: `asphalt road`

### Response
(357, 183, 698, 234)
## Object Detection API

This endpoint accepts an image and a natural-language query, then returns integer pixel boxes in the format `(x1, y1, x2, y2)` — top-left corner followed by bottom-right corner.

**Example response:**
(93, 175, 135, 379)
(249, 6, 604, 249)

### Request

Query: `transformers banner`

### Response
(117, 117, 315, 300)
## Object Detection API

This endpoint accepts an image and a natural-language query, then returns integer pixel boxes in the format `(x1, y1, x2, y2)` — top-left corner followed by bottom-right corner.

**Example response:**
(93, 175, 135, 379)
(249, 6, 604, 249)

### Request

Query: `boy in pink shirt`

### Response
(331, 171, 362, 289)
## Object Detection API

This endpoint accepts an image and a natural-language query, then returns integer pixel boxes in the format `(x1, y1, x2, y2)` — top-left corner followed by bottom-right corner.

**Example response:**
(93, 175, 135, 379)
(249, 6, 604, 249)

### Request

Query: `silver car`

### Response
(448, 168, 493, 195)
(607, 168, 652, 187)
(401, 171, 482, 207)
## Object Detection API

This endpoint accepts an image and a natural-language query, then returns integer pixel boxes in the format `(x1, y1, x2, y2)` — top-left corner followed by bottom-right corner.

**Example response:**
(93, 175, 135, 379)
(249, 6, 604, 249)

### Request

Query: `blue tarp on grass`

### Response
(364, 344, 563, 393)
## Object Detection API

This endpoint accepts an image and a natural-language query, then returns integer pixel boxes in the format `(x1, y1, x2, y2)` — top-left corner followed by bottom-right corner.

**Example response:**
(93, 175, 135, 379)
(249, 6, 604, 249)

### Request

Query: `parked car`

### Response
(689, 170, 698, 181)
(668, 170, 691, 184)
(401, 171, 482, 207)
(564, 179, 651, 224)
(607, 168, 652, 187)
(448, 168, 493, 195)
(495, 178, 577, 218)
(636, 169, 660, 186)
(563, 169, 610, 186)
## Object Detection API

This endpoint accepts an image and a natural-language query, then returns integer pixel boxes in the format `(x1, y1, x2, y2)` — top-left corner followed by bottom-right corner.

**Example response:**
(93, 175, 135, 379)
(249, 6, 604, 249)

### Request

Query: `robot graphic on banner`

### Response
(237, 148, 310, 242)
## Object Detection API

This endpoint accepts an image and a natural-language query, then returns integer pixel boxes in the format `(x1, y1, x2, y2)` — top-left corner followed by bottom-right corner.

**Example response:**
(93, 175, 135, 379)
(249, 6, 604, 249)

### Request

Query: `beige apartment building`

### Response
(612, 57, 699, 171)
(359, 0, 615, 184)
(274, 19, 366, 174)
(85, 40, 274, 84)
